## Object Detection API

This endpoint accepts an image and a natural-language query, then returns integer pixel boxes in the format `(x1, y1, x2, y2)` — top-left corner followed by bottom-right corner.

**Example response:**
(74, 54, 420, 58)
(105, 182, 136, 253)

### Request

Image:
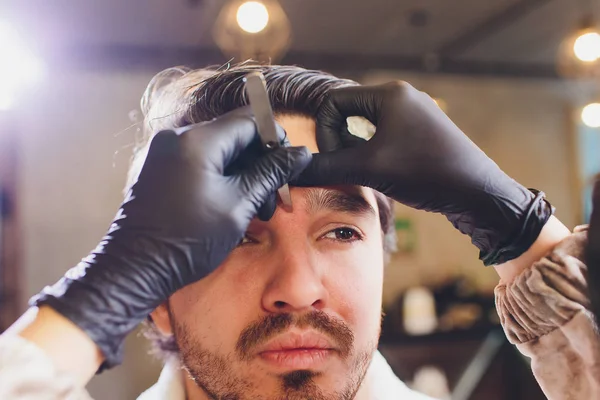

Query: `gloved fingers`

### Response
(198, 107, 262, 170)
(291, 149, 367, 188)
(205, 106, 289, 173)
(146, 106, 287, 175)
(179, 106, 284, 173)
(340, 121, 368, 148)
(317, 86, 383, 152)
(257, 192, 277, 221)
(255, 125, 303, 221)
(213, 104, 287, 146)
(142, 129, 180, 168)
(238, 146, 312, 216)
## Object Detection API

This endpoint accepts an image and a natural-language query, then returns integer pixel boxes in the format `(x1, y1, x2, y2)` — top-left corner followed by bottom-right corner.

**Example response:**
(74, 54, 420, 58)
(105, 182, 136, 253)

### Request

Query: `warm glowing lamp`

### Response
(236, 1, 270, 33)
(582, 102, 600, 128)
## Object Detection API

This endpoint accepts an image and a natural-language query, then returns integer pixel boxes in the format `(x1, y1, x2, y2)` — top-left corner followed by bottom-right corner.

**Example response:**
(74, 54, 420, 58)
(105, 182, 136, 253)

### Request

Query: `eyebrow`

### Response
(305, 187, 376, 218)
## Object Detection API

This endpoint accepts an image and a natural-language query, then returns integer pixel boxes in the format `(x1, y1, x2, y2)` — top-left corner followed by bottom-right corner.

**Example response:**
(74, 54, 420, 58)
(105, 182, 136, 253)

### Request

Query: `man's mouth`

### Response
(256, 331, 337, 369)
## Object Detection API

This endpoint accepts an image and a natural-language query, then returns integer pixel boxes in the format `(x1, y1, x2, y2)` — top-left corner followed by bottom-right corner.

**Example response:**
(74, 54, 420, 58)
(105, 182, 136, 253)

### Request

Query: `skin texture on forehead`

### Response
(150, 115, 385, 400)
(278, 115, 319, 152)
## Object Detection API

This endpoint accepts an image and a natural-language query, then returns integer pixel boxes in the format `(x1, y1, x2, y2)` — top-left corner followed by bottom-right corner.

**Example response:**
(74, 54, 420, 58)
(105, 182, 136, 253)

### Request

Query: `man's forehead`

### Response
(276, 115, 318, 153)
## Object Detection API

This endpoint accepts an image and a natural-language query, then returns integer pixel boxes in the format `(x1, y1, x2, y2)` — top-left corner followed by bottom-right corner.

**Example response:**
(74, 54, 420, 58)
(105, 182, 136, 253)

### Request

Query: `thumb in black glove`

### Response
(296, 82, 553, 265)
(31, 107, 311, 369)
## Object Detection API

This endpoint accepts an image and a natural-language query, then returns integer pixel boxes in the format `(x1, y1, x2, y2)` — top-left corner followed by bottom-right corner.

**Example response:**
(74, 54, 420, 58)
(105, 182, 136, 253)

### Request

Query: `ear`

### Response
(149, 302, 173, 335)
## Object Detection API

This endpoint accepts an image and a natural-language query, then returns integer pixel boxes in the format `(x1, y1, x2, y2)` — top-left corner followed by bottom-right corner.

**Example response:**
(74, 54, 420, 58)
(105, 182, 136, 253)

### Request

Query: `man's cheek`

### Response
(174, 257, 256, 308)
(332, 244, 384, 293)
(324, 246, 383, 321)
(170, 287, 248, 350)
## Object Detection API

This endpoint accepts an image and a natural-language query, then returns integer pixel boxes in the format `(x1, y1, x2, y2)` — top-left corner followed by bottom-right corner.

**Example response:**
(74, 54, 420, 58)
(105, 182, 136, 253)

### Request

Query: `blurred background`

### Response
(0, 0, 599, 399)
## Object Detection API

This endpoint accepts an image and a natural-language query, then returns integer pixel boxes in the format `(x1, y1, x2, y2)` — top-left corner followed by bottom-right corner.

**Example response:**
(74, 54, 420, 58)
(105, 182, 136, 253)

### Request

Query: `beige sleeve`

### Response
(0, 334, 93, 400)
(495, 226, 600, 399)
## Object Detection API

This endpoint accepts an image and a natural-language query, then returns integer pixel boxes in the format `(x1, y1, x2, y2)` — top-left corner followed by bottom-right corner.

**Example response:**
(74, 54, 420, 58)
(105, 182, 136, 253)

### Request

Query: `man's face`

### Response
(151, 116, 385, 400)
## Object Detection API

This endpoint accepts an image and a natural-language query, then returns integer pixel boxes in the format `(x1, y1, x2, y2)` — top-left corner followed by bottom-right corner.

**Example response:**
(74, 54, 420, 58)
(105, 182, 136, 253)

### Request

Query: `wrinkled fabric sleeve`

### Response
(0, 334, 92, 400)
(495, 226, 600, 399)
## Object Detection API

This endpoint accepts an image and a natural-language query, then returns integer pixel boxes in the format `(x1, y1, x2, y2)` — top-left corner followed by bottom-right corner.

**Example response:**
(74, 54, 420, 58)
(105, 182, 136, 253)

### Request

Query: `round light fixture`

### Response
(236, 1, 269, 33)
(574, 31, 600, 62)
(581, 102, 600, 128)
(213, 0, 291, 61)
(557, 18, 600, 79)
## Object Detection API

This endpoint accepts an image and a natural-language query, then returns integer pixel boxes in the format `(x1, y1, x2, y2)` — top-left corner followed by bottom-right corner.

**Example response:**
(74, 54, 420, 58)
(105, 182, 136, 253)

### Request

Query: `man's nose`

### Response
(261, 241, 328, 314)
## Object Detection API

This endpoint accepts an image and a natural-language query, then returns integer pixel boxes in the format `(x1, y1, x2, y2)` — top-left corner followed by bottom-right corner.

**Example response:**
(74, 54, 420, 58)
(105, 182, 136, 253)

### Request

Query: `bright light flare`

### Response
(0, 91, 13, 111)
(0, 21, 44, 110)
(581, 103, 600, 128)
(432, 97, 447, 112)
(236, 1, 269, 33)
(574, 31, 600, 62)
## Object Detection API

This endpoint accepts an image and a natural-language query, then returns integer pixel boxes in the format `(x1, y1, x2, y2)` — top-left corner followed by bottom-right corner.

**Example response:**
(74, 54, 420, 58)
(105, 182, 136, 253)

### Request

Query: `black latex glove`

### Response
(587, 180, 600, 323)
(296, 82, 553, 265)
(31, 107, 311, 370)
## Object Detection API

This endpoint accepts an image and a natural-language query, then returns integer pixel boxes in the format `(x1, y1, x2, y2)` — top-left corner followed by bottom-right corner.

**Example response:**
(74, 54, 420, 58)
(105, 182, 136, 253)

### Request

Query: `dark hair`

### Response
(133, 62, 396, 359)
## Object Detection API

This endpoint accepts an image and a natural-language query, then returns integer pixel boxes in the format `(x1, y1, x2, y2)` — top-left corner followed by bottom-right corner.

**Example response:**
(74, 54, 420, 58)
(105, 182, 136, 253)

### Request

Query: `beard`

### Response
(169, 308, 378, 400)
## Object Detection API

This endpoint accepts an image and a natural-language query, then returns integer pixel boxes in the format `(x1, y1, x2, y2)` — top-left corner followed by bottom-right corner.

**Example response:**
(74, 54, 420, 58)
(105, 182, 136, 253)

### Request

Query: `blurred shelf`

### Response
(380, 325, 498, 345)
(378, 327, 546, 400)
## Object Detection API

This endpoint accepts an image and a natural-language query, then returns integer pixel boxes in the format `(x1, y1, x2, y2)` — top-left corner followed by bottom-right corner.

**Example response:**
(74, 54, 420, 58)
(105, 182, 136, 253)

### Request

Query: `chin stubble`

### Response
(169, 306, 378, 400)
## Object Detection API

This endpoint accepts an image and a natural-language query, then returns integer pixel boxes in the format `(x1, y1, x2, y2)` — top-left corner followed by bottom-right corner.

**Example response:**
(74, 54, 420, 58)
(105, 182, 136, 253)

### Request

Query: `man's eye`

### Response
(237, 236, 255, 246)
(323, 228, 363, 242)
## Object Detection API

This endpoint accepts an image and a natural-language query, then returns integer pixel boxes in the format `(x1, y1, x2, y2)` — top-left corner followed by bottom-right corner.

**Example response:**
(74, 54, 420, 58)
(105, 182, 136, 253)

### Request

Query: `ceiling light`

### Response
(236, 1, 269, 33)
(574, 31, 600, 62)
(213, 0, 291, 61)
(557, 17, 600, 79)
(582, 102, 600, 128)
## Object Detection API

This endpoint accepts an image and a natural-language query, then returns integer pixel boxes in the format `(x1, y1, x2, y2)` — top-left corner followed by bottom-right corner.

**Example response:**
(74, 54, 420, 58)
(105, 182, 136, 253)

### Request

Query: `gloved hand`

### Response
(296, 82, 553, 265)
(31, 107, 311, 370)
(587, 180, 600, 320)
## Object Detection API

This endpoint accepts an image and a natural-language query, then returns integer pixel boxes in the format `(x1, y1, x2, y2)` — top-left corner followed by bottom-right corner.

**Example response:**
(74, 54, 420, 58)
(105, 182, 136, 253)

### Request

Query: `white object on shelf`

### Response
(403, 286, 437, 336)
(411, 365, 451, 399)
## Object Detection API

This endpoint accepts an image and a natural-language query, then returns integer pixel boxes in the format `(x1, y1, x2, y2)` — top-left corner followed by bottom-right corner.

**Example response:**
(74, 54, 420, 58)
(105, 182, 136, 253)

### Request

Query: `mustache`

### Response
(236, 310, 354, 361)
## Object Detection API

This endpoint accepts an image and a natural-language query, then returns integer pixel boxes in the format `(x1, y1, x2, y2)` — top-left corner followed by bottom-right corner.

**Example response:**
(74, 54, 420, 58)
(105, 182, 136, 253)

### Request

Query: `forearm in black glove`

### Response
(30, 107, 311, 370)
(587, 180, 600, 322)
(296, 82, 553, 265)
